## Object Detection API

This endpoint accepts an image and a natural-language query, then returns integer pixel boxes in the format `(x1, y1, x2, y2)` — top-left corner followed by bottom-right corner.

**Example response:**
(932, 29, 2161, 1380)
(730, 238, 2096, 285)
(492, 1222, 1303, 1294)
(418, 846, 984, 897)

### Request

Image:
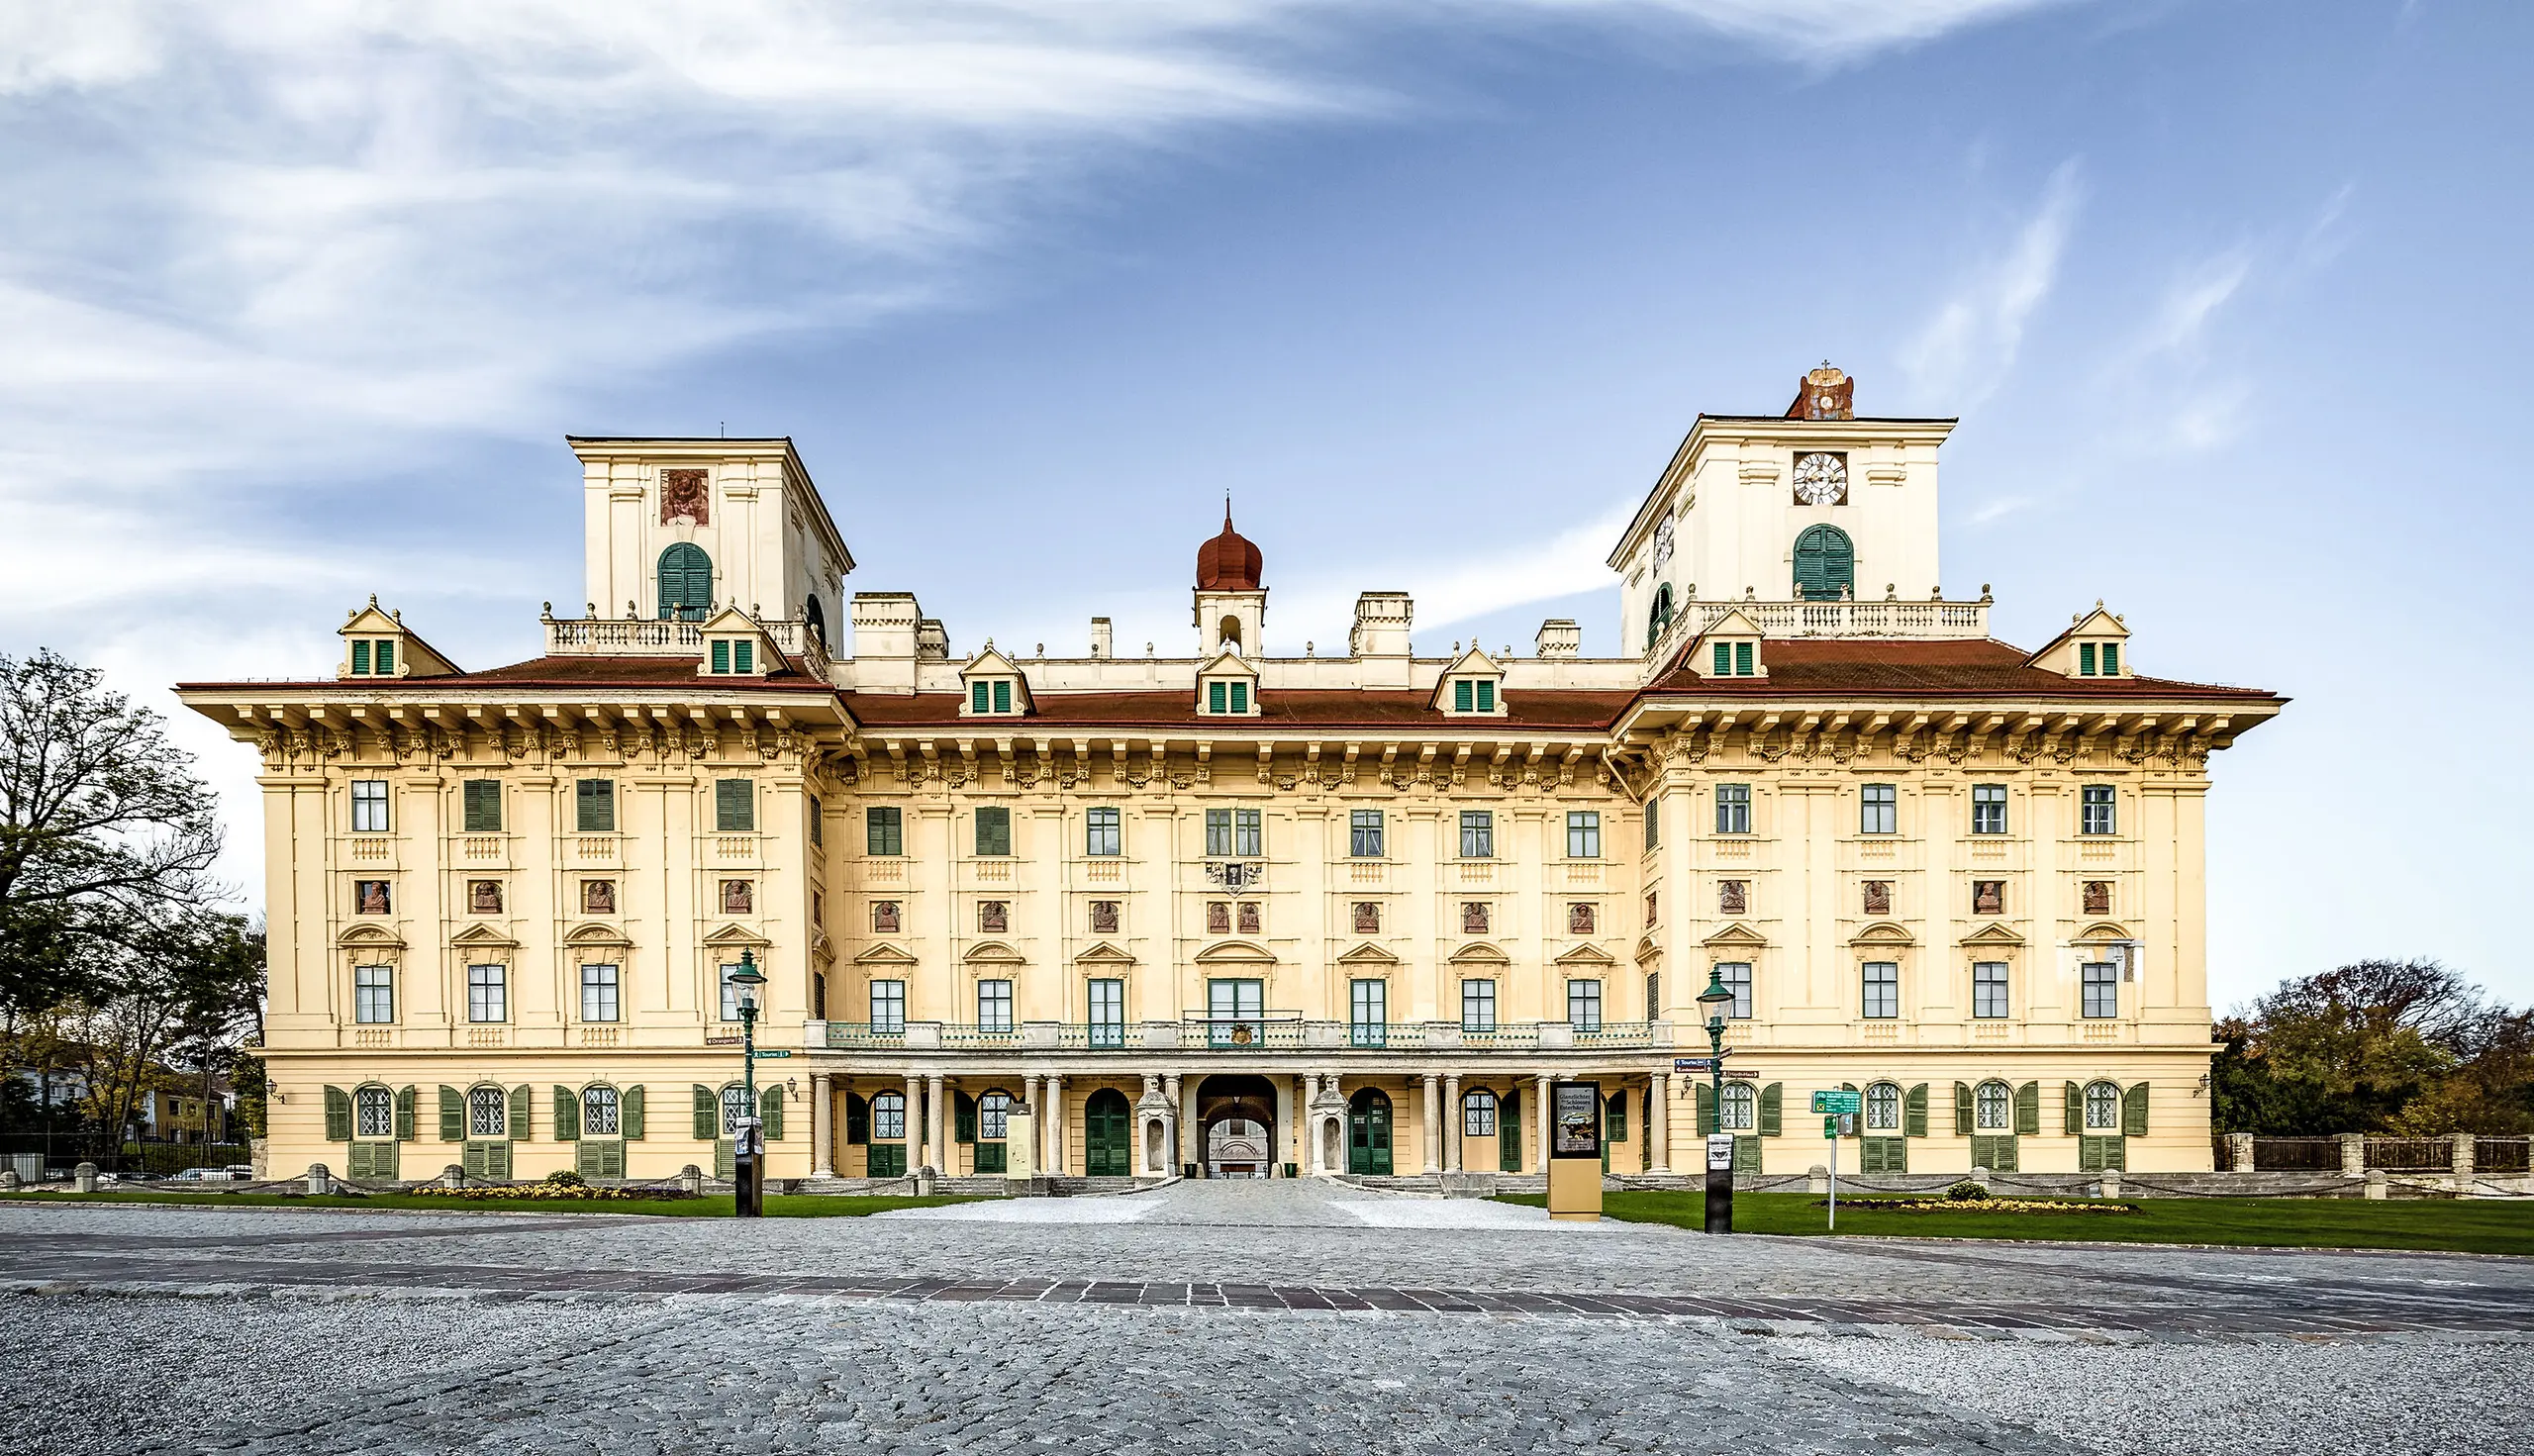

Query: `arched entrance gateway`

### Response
(1083, 1089, 1132, 1177)
(1196, 1074, 1278, 1178)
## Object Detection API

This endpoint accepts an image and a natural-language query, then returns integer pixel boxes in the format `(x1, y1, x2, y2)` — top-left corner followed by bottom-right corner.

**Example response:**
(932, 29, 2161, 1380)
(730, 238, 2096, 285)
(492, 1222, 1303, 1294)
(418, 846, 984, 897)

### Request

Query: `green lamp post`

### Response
(728, 949, 767, 1218)
(1695, 966, 1737, 1234)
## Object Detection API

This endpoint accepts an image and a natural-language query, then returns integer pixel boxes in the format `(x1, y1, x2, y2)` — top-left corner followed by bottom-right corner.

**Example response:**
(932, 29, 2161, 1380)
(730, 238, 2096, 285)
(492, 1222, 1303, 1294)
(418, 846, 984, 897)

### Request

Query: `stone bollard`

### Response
(1806, 1164, 1829, 1196)
(2099, 1169, 2122, 1200)
(677, 1164, 703, 1197)
(2226, 1132, 2255, 1173)
(306, 1162, 333, 1197)
(2338, 1132, 2366, 1177)
(2452, 1132, 2477, 1188)
(2363, 1169, 2388, 1201)
(916, 1165, 938, 1197)
(1968, 1165, 1992, 1195)
(440, 1164, 466, 1190)
(2, 1169, 22, 1192)
(73, 1162, 99, 1193)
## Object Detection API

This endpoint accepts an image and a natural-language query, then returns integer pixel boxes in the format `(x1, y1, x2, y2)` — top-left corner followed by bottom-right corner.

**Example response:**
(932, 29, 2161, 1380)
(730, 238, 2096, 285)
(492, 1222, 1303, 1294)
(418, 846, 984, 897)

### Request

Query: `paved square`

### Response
(2, 1182, 2526, 1455)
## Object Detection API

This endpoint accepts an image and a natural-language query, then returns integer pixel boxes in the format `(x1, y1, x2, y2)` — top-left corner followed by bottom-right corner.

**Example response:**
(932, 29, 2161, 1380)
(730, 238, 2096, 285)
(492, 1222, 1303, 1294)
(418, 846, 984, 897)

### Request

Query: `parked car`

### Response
(225, 1164, 253, 1178)
(168, 1168, 234, 1183)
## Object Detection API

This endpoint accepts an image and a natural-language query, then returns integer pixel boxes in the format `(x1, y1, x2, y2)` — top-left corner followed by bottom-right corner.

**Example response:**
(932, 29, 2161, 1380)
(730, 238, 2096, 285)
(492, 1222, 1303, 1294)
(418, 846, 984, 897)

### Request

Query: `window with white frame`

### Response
(1085, 806, 1121, 856)
(2083, 961, 2119, 1019)
(580, 964, 620, 1022)
(1861, 961, 1899, 1019)
(1461, 978, 1497, 1032)
(1567, 979, 1603, 1031)
(1971, 784, 2007, 835)
(353, 965, 394, 1023)
(354, 1086, 394, 1138)
(1349, 810, 1385, 858)
(871, 1091, 907, 1140)
(468, 1086, 508, 1137)
(1973, 961, 2009, 1019)
(1087, 978, 1124, 1047)
(350, 779, 390, 832)
(980, 1090, 1011, 1140)
(2082, 784, 2117, 835)
(2085, 1081, 2120, 1131)
(1975, 1080, 2011, 1130)
(1459, 811, 1495, 858)
(1719, 1082, 1756, 1131)
(720, 1084, 747, 1135)
(1717, 961, 1752, 1019)
(1715, 784, 1751, 834)
(1860, 783, 1897, 834)
(582, 1086, 621, 1136)
(1463, 1090, 1498, 1136)
(977, 979, 1015, 1032)
(1866, 1081, 1900, 1131)
(719, 963, 755, 1021)
(1349, 979, 1387, 1046)
(1567, 811, 1601, 859)
(465, 965, 506, 1023)
(870, 979, 907, 1033)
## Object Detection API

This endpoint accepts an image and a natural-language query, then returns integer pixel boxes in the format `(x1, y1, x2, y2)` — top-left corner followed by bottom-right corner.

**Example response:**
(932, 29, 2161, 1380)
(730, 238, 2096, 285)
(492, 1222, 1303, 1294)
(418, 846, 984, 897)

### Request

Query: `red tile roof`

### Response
(1644, 638, 2279, 703)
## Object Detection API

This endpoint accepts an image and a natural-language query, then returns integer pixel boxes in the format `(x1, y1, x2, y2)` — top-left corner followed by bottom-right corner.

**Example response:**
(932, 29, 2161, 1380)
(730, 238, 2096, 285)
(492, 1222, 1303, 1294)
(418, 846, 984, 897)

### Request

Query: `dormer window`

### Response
(1206, 680, 1249, 715)
(1452, 679, 1496, 713)
(971, 679, 1017, 715)
(709, 638, 754, 674)
(2030, 605, 2130, 681)
(2079, 641, 2120, 677)
(1710, 640, 1755, 676)
(958, 646, 1031, 718)
(348, 639, 396, 676)
(1691, 610, 1765, 679)
(1433, 647, 1506, 717)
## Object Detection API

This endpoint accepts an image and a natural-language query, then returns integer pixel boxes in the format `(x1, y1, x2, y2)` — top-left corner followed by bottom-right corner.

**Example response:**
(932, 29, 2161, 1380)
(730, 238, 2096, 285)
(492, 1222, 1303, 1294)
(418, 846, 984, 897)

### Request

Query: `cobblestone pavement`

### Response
(1, 1183, 2527, 1455)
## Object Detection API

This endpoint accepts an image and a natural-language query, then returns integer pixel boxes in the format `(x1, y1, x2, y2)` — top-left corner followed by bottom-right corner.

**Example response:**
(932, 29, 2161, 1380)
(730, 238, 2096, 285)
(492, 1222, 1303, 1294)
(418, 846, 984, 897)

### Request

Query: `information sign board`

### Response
(1810, 1089, 1863, 1116)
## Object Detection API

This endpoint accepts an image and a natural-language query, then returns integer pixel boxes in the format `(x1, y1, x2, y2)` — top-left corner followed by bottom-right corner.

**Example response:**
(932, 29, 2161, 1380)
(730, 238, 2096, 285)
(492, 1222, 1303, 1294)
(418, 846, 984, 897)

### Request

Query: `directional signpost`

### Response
(1810, 1090, 1863, 1229)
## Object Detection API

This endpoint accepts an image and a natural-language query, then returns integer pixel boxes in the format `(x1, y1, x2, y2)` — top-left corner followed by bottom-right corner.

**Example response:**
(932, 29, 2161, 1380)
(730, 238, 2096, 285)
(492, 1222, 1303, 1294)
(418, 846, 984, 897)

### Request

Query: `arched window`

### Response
(467, 1086, 508, 1138)
(354, 1086, 394, 1139)
(719, 1083, 748, 1135)
(805, 594, 827, 646)
(1975, 1079, 2011, 1131)
(871, 1091, 907, 1141)
(1646, 583, 1675, 650)
(1463, 1089, 1498, 1137)
(1865, 1082, 1901, 1132)
(1719, 1081, 1756, 1131)
(1792, 525, 1854, 602)
(979, 1089, 1011, 1142)
(657, 543, 713, 622)
(2084, 1081, 2121, 1131)
(582, 1085, 621, 1137)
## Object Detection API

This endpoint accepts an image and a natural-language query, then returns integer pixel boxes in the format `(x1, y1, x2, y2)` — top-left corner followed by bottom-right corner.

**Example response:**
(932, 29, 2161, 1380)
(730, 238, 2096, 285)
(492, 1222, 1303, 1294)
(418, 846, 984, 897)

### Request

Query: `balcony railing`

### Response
(541, 613, 832, 678)
(1644, 593, 1992, 676)
(815, 1019, 1670, 1053)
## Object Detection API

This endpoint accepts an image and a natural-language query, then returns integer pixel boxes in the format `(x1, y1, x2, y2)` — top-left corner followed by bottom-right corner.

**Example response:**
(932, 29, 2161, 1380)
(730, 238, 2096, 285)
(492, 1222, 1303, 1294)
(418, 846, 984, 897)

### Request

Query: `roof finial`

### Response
(1224, 491, 1233, 531)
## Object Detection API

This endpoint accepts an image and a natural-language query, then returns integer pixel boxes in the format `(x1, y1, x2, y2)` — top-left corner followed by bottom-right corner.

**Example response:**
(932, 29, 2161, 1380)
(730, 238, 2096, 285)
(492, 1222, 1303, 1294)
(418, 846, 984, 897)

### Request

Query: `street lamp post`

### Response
(1695, 967, 1737, 1235)
(728, 950, 767, 1218)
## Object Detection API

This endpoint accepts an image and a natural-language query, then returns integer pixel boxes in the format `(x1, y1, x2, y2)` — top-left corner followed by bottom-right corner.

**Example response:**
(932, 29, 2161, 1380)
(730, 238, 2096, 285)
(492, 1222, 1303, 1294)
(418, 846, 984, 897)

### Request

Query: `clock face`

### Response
(1652, 516, 1675, 572)
(1794, 451, 1847, 506)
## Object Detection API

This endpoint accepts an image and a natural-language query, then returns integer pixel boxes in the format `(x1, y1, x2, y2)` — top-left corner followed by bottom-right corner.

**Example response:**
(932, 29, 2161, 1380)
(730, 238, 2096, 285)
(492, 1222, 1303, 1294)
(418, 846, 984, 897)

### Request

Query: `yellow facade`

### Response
(180, 369, 2282, 1186)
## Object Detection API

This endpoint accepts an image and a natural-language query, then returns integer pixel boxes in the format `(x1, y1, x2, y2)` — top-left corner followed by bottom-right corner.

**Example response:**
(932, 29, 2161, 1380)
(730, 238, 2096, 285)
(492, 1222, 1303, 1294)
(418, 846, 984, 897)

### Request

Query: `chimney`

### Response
(1349, 592, 1413, 687)
(1534, 619, 1581, 659)
(1089, 617, 1113, 659)
(848, 593, 922, 695)
(915, 620, 950, 662)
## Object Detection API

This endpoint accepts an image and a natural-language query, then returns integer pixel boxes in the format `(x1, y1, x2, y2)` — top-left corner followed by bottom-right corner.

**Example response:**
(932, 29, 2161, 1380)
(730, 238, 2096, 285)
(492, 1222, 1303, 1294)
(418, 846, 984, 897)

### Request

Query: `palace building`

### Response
(178, 365, 2283, 1188)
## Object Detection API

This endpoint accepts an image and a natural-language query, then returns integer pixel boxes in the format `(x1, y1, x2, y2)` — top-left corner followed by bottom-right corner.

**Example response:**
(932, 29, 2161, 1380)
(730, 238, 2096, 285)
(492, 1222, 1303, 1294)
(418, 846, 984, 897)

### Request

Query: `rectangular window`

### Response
(733, 639, 752, 673)
(1232, 809, 1261, 857)
(2101, 642, 2119, 676)
(719, 963, 756, 1021)
(375, 640, 393, 674)
(1971, 784, 2007, 835)
(1644, 798, 1659, 851)
(575, 779, 616, 832)
(350, 780, 390, 833)
(1349, 979, 1387, 1047)
(974, 806, 1013, 856)
(1718, 961, 1752, 1019)
(466, 964, 507, 1023)
(1208, 681, 1226, 715)
(1206, 809, 1233, 857)
(1861, 961, 1900, 1019)
(1715, 784, 1751, 834)
(1973, 961, 2009, 1019)
(1475, 680, 1495, 712)
(972, 681, 991, 714)
(1566, 812, 1601, 859)
(580, 964, 621, 1022)
(350, 639, 371, 675)
(712, 639, 731, 674)
(353, 966, 394, 1023)
(808, 794, 823, 847)
(2083, 962, 2119, 1019)
(2079, 641, 2097, 676)
(1206, 978, 1265, 1048)
(1349, 810, 1385, 858)
(1085, 807, 1121, 856)
(993, 680, 1011, 714)
(1454, 680, 1474, 713)
(1566, 979, 1603, 1032)
(461, 779, 501, 832)
(2082, 784, 2117, 835)
(1459, 811, 1494, 859)
(1461, 978, 1497, 1032)
(866, 807, 904, 856)
(1229, 682, 1248, 714)
(1087, 979, 1125, 1047)
(715, 779, 754, 832)
(869, 980, 906, 1033)
(1734, 640, 1753, 675)
(1712, 640, 1730, 675)
(1464, 1093, 1497, 1137)
(977, 979, 1014, 1032)
(1860, 783, 1896, 835)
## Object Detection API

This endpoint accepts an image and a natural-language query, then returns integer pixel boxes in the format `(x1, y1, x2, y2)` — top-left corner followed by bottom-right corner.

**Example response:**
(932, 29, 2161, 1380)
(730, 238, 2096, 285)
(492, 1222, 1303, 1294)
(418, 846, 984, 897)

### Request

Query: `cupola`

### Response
(1196, 504, 1263, 591)
(1193, 503, 1268, 655)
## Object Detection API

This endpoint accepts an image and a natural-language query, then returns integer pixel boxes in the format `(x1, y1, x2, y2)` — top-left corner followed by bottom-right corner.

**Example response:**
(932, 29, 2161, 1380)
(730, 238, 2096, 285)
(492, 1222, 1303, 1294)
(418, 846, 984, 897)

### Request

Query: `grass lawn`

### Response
(1497, 1191, 2534, 1256)
(0, 1191, 978, 1218)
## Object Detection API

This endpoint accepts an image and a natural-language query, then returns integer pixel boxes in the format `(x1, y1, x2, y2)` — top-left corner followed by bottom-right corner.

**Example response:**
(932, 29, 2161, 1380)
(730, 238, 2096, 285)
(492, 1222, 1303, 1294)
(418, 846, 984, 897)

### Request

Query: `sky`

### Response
(3, 0, 2527, 1010)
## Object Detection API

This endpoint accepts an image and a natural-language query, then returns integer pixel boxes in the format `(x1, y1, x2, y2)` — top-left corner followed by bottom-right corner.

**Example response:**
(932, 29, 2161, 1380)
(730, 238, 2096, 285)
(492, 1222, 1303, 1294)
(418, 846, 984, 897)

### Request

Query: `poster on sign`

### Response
(1551, 1082, 1601, 1158)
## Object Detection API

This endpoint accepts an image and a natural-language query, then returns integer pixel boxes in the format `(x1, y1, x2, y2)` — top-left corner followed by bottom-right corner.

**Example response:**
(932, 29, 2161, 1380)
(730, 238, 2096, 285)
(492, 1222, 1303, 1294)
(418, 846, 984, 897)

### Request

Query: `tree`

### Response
(2216, 959, 2531, 1135)
(0, 648, 223, 1029)
(51, 910, 262, 1159)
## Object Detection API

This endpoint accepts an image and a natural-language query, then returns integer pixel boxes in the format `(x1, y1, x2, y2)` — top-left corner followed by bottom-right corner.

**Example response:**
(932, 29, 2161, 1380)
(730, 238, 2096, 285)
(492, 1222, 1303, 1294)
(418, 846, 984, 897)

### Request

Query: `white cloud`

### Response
(1901, 159, 2082, 405)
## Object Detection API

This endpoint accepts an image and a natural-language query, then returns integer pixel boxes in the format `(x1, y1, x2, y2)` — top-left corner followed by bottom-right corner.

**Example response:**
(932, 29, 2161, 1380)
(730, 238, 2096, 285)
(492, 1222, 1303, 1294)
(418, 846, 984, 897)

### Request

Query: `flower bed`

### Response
(406, 1172, 680, 1203)
(1823, 1197, 2137, 1214)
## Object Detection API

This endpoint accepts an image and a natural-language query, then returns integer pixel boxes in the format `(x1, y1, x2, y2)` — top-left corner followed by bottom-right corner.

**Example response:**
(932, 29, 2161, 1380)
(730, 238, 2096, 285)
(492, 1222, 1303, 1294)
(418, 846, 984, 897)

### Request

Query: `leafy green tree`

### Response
(2216, 959, 2529, 1135)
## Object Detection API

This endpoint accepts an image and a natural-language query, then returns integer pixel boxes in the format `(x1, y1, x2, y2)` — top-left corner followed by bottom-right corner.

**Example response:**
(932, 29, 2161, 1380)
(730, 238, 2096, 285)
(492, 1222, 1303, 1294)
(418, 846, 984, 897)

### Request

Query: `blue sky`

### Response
(4, 1, 2526, 1007)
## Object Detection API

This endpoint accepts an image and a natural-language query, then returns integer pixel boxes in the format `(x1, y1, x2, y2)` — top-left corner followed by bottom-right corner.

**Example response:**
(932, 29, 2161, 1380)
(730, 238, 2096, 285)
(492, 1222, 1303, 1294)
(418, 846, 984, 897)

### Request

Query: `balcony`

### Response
(812, 1019, 1671, 1055)
(1645, 594, 1992, 673)
(542, 612, 832, 679)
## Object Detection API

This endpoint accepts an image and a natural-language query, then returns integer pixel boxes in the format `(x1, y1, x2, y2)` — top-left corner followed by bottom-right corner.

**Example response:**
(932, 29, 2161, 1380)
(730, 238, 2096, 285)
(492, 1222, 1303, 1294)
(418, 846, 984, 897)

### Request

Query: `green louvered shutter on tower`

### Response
(323, 1086, 351, 1142)
(623, 1086, 645, 1140)
(439, 1087, 463, 1141)
(2014, 1082, 2040, 1136)
(760, 1085, 785, 1140)
(2122, 1083, 2149, 1137)
(717, 779, 754, 831)
(463, 779, 501, 831)
(1757, 1083, 1782, 1137)
(1792, 525, 1854, 602)
(955, 1092, 976, 1145)
(1952, 1082, 1973, 1136)
(395, 1086, 416, 1141)
(553, 1087, 579, 1142)
(1695, 1082, 1716, 1136)
(693, 1086, 717, 1140)
(1903, 1084, 1928, 1138)
(2063, 1083, 2083, 1137)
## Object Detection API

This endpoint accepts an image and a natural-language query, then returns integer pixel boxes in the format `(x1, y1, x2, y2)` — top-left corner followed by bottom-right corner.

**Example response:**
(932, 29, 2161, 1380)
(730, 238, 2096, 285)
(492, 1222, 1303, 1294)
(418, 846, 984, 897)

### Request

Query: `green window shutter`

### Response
(717, 779, 754, 832)
(976, 1142, 1006, 1174)
(463, 1141, 487, 1179)
(376, 640, 394, 674)
(1209, 681, 1226, 714)
(693, 1086, 717, 1141)
(1758, 1082, 1782, 1137)
(323, 1086, 351, 1142)
(1952, 1082, 1972, 1136)
(712, 639, 731, 673)
(955, 1092, 976, 1144)
(345, 1141, 375, 1179)
(715, 1139, 735, 1180)
(1229, 683, 1248, 714)
(1499, 1092, 1520, 1171)
(734, 640, 752, 674)
(2103, 1134, 2126, 1173)
(510, 1085, 533, 1140)
(439, 1086, 463, 1141)
(575, 1140, 605, 1180)
(972, 681, 990, 713)
(350, 640, 370, 675)
(576, 779, 617, 832)
(1792, 525, 1854, 601)
(1996, 1135, 2019, 1174)
(488, 1141, 511, 1179)
(1695, 1082, 1715, 1136)
(1606, 1090, 1627, 1142)
(2122, 1083, 2149, 1137)
(2013, 1082, 2039, 1136)
(395, 1086, 416, 1141)
(1903, 1084, 1928, 1138)
(553, 1086, 579, 1142)
(602, 1139, 626, 1179)
(623, 1085, 645, 1140)
(1478, 681, 1495, 712)
(2101, 642, 2120, 676)
(1712, 641, 1730, 675)
(2079, 642, 2096, 676)
(2079, 1135, 2104, 1174)
(992, 680, 1010, 714)
(1732, 1135, 1759, 1173)
(1454, 680, 1473, 713)
(760, 1085, 786, 1141)
(2063, 1082, 2082, 1137)
(1734, 640, 1753, 675)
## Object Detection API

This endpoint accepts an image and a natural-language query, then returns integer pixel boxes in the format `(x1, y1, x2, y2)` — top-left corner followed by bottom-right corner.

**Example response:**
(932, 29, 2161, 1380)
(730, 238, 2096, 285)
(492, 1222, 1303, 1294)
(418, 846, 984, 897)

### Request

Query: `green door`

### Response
(866, 1142, 906, 1178)
(1084, 1089, 1132, 1177)
(1347, 1089, 1393, 1176)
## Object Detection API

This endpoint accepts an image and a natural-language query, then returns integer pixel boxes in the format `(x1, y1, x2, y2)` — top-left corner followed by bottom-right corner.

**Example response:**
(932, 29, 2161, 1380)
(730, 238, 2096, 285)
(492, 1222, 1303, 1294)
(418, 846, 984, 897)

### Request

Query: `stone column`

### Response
(906, 1072, 923, 1176)
(1647, 1072, 1671, 1174)
(1535, 1071, 1553, 1173)
(926, 1073, 948, 1174)
(2337, 1131, 2366, 1177)
(1044, 1074, 1065, 1175)
(2226, 1130, 2255, 1173)
(2453, 1131, 2477, 1182)
(1420, 1073, 1442, 1175)
(1443, 1074, 1462, 1173)
(809, 1072, 834, 1178)
(1167, 1072, 1190, 1175)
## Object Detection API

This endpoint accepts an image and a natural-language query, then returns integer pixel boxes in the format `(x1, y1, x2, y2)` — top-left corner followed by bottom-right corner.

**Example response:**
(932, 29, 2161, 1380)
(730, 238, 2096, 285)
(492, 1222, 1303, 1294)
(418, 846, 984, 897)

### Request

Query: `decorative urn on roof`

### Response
(1196, 505, 1264, 591)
